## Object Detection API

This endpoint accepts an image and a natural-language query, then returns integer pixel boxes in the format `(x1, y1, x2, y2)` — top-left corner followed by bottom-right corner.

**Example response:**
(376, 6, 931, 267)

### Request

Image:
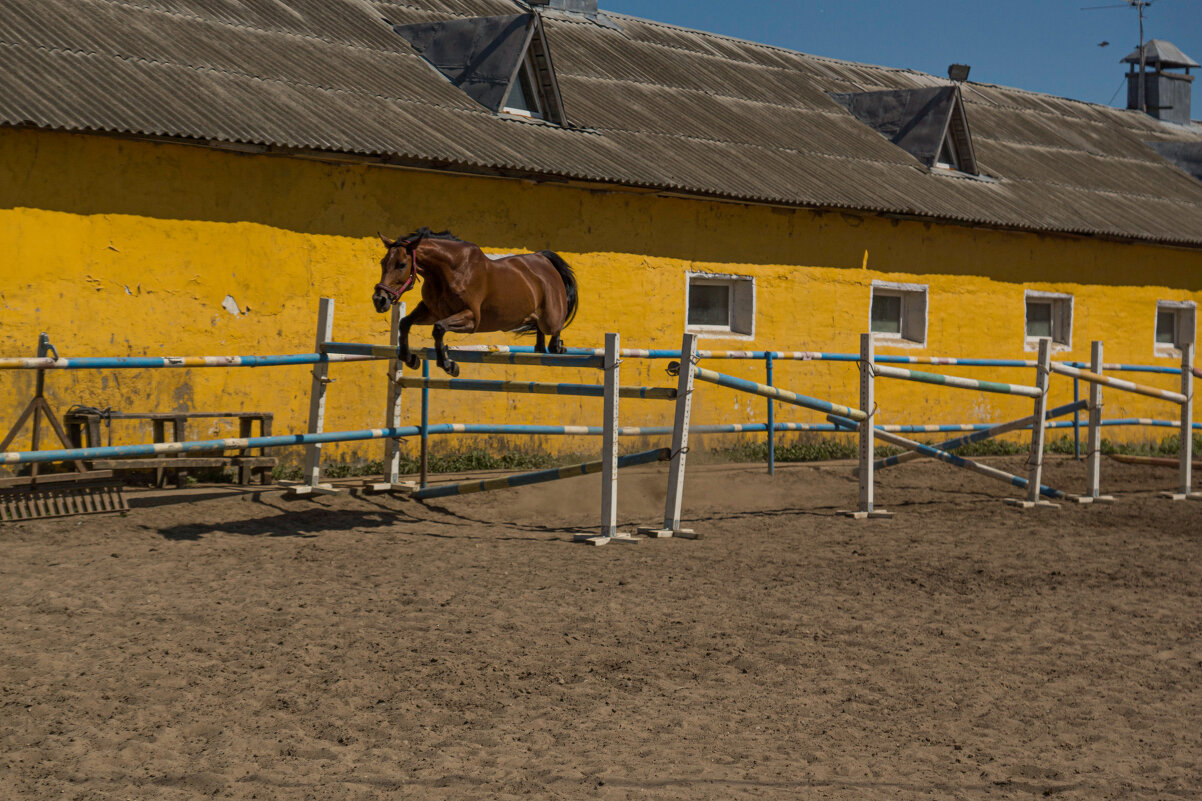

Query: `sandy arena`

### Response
(2, 455, 1200, 800)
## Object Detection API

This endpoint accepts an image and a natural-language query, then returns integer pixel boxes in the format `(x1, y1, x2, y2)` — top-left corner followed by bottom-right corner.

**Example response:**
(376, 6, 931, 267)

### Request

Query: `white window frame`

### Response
(1154, 300, 1197, 357)
(685, 272, 755, 340)
(501, 54, 544, 120)
(1024, 290, 1073, 352)
(869, 280, 928, 347)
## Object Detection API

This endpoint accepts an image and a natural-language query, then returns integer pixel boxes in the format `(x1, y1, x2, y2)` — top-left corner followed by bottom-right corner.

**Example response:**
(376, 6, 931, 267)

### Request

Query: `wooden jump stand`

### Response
(0, 334, 128, 521)
(296, 298, 693, 544)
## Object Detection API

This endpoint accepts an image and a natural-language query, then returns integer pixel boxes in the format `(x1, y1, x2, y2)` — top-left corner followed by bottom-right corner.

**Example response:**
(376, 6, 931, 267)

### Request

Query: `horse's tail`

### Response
(539, 250, 579, 330)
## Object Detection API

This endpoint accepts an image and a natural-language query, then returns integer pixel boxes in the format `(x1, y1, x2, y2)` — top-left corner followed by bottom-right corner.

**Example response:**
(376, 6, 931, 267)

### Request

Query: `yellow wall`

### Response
(1, 128, 1199, 467)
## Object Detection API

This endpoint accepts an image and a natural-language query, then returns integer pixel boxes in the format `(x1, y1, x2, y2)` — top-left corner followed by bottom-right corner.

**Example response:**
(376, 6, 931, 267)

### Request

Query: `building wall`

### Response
(1, 128, 1199, 466)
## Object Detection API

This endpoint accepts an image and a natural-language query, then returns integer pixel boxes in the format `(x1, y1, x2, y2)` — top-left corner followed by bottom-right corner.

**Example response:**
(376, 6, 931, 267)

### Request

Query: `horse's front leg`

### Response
(398, 302, 435, 370)
(432, 309, 477, 377)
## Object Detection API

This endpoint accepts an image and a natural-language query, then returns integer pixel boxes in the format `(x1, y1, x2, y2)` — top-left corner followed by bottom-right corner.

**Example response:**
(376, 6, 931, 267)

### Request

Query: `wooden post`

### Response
(291, 297, 342, 496)
(840, 333, 890, 519)
(1163, 342, 1200, 501)
(366, 303, 409, 492)
(766, 353, 776, 476)
(1007, 337, 1058, 508)
(640, 332, 698, 539)
(577, 333, 638, 545)
(1082, 341, 1114, 502)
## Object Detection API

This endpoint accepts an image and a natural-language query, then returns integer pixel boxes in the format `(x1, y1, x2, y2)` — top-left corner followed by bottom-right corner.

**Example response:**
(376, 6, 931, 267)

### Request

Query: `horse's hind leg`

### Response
(432, 309, 477, 377)
(549, 334, 567, 354)
(534, 331, 547, 354)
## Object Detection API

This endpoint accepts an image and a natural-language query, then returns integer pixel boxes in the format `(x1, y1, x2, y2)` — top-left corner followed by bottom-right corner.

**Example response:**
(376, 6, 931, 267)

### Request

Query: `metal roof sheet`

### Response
(1, 0, 1201, 246)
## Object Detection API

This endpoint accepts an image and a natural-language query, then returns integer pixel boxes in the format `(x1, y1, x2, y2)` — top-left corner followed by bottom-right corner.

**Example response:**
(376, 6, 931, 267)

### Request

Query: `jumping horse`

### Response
(372, 228, 579, 377)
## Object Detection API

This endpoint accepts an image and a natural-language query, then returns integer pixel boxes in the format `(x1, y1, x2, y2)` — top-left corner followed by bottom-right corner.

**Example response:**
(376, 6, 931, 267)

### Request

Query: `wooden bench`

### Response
(63, 410, 276, 488)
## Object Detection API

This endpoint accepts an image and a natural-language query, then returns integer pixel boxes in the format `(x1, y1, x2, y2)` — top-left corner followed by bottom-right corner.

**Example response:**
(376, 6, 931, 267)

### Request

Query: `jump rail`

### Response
(830, 414, 1068, 501)
(412, 448, 669, 500)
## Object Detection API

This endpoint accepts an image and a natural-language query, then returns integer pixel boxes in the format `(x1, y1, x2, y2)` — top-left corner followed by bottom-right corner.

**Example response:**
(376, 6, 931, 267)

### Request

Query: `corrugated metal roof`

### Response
(2, 0, 1202, 246)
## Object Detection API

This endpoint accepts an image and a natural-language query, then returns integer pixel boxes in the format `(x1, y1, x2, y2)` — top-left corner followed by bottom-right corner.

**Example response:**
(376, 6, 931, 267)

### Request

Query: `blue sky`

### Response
(601, 0, 1202, 109)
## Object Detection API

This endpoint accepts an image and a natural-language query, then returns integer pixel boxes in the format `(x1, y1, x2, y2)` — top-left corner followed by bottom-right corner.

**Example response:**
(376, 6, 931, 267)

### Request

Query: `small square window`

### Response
(870, 281, 927, 346)
(686, 273, 754, 338)
(1154, 301, 1196, 355)
(1025, 291, 1072, 350)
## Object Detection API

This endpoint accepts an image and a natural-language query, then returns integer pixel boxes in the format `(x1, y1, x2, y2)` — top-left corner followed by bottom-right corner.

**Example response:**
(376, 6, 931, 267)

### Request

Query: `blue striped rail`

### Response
(322, 342, 604, 369)
(396, 377, 675, 400)
(0, 426, 424, 466)
(874, 400, 1088, 471)
(412, 447, 670, 500)
(828, 415, 1066, 500)
(690, 366, 867, 422)
(0, 353, 373, 370)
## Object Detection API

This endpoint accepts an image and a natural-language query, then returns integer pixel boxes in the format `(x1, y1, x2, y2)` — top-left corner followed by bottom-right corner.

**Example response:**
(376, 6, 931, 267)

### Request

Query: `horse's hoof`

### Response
(403, 353, 421, 370)
(444, 361, 460, 378)
(552, 342, 567, 355)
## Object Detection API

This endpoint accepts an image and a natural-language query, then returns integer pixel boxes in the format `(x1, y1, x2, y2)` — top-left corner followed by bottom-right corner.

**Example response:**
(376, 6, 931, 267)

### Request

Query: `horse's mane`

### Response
(404, 227, 462, 243)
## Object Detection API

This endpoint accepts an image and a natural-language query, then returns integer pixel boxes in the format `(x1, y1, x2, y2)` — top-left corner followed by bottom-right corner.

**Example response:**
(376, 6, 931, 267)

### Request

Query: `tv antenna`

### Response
(1082, 0, 1152, 111)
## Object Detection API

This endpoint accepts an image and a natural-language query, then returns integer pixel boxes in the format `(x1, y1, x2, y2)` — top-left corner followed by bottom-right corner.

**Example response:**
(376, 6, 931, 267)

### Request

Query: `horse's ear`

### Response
(378, 232, 396, 248)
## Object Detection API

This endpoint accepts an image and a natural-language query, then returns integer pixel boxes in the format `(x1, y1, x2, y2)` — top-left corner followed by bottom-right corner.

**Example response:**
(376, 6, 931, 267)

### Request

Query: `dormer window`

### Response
(392, 13, 566, 125)
(503, 53, 544, 119)
(830, 85, 980, 176)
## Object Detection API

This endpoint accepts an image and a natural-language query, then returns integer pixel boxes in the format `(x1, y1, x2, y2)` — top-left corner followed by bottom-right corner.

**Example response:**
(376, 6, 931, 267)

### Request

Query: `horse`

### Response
(372, 228, 579, 377)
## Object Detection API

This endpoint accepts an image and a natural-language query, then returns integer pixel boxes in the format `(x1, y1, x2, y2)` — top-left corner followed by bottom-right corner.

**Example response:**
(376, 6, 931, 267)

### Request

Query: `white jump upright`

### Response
(1163, 342, 1200, 501)
(840, 333, 891, 519)
(365, 302, 410, 492)
(1006, 337, 1057, 508)
(1081, 340, 1114, 503)
(640, 332, 699, 539)
(576, 333, 640, 545)
(295, 298, 342, 496)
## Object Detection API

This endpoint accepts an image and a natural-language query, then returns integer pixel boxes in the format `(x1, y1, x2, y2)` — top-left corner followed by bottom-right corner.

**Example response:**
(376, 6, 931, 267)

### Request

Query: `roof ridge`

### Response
(602, 10, 924, 77)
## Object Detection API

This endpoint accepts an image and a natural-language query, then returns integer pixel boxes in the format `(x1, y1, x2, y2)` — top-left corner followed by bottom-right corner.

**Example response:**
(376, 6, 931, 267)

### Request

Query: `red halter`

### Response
(375, 239, 420, 305)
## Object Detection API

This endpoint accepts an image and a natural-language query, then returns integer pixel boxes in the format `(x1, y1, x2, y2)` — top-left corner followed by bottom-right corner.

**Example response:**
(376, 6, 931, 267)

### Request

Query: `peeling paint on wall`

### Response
(222, 295, 243, 317)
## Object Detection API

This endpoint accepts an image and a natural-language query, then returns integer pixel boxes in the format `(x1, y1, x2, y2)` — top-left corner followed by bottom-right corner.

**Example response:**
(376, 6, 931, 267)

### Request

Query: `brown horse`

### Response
(372, 228, 579, 377)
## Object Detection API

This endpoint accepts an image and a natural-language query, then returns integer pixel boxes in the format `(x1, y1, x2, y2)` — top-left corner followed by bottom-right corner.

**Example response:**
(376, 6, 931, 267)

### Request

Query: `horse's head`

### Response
(373, 233, 420, 313)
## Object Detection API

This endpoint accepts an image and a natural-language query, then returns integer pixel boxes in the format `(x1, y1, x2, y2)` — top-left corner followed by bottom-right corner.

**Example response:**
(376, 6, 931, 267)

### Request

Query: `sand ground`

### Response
(2, 455, 1200, 800)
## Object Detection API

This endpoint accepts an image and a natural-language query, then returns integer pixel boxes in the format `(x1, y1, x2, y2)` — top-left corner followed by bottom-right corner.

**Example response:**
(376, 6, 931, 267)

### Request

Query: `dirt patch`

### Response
(2, 456, 1200, 800)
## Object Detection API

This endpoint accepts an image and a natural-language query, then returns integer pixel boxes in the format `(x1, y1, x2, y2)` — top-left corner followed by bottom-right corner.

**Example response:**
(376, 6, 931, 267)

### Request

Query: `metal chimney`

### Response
(538, 0, 599, 14)
(1123, 39, 1198, 125)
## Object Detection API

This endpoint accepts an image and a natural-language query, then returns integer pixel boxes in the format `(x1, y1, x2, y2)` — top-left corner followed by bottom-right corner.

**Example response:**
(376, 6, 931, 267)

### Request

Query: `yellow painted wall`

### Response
(1, 128, 1199, 468)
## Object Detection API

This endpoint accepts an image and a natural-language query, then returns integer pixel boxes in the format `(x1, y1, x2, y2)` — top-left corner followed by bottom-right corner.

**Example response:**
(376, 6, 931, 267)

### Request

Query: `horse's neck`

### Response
(417, 241, 474, 288)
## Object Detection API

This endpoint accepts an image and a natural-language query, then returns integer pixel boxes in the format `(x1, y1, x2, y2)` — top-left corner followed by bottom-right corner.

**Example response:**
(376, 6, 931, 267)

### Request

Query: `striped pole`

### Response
(411, 448, 670, 501)
(0, 426, 423, 466)
(829, 415, 1067, 500)
(690, 366, 867, 421)
(1048, 362, 1187, 404)
(394, 376, 675, 400)
(872, 364, 1043, 398)
(323, 342, 603, 369)
(0, 353, 375, 370)
(873, 399, 1088, 471)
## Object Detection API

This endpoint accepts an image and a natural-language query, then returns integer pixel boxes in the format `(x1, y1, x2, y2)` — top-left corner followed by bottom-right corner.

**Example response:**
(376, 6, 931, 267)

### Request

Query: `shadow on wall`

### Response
(4, 129, 1198, 290)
